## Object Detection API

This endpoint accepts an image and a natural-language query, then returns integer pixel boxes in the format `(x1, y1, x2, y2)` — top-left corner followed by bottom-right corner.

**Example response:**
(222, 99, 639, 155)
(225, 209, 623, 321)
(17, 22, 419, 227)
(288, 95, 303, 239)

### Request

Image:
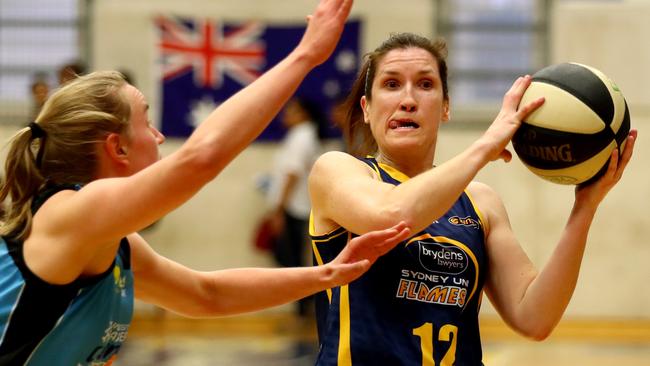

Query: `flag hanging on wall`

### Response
(155, 16, 361, 140)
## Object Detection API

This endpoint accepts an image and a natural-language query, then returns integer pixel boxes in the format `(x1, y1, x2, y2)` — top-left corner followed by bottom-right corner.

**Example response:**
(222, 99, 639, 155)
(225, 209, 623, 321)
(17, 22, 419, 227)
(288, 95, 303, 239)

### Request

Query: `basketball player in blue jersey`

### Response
(308, 32, 637, 366)
(0, 1, 414, 365)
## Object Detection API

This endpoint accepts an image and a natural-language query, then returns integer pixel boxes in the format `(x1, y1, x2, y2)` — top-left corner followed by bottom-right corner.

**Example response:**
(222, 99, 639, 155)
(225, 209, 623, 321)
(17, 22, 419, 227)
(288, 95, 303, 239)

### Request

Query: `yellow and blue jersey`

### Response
(0, 185, 133, 366)
(311, 157, 488, 366)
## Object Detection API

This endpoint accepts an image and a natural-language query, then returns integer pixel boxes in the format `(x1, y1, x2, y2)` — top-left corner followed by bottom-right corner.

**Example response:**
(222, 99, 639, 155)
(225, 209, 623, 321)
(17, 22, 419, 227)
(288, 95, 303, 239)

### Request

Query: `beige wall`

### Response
(2, 0, 648, 319)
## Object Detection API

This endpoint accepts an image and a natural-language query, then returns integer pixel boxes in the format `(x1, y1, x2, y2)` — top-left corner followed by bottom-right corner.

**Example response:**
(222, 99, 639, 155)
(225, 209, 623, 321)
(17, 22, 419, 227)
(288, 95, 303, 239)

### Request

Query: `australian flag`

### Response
(155, 15, 361, 140)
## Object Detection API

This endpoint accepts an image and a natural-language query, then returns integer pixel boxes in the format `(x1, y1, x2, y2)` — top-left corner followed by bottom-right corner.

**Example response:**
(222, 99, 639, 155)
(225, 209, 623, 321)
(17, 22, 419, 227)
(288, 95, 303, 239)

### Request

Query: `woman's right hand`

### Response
(479, 75, 545, 162)
(322, 222, 411, 287)
(294, 0, 353, 67)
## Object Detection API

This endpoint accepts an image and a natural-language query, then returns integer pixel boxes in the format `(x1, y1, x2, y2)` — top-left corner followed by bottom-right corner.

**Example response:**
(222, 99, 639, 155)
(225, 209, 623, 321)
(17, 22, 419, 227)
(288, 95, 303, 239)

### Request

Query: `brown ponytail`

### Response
(338, 33, 449, 157)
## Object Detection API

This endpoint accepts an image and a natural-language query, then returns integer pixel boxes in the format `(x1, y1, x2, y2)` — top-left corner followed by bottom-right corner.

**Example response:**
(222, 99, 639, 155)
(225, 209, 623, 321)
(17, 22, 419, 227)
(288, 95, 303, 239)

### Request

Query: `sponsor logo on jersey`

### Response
(396, 271, 468, 307)
(113, 267, 127, 297)
(418, 242, 468, 275)
(447, 215, 480, 229)
(83, 321, 129, 366)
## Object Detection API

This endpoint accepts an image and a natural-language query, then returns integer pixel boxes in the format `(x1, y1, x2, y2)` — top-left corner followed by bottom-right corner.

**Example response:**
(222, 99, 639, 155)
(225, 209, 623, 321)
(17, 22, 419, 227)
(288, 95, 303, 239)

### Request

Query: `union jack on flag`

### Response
(155, 15, 361, 140)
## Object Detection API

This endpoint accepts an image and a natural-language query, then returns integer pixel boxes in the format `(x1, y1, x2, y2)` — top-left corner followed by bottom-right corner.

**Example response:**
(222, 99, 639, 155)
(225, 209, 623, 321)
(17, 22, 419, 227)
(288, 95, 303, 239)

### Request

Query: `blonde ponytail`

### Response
(1, 70, 130, 240)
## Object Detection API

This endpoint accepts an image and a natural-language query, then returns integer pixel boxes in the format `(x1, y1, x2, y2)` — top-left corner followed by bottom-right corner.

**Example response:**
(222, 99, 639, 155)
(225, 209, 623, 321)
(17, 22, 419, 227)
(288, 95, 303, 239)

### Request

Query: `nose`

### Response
(399, 86, 417, 112)
(155, 128, 166, 144)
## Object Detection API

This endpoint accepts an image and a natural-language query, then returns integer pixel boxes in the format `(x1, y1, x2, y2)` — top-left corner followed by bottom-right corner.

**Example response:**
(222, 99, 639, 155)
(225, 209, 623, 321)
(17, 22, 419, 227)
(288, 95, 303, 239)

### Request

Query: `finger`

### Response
(374, 227, 412, 255)
(501, 77, 524, 110)
(620, 129, 637, 163)
(338, 0, 353, 19)
(609, 148, 619, 174)
(614, 130, 637, 180)
(516, 96, 545, 120)
(388, 221, 408, 233)
(506, 75, 526, 94)
(502, 75, 531, 110)
(350, 221, 407, 245)
(325, 0, 351, 17)
(499, 149, 512, 163)
(374, 226, 411, 248)
(515, 74, 532, 94)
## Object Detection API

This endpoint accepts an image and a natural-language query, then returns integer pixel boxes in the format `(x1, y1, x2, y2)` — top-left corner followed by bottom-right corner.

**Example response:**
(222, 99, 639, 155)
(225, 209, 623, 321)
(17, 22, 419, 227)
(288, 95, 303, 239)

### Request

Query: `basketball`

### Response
(512, 62, 630, 185)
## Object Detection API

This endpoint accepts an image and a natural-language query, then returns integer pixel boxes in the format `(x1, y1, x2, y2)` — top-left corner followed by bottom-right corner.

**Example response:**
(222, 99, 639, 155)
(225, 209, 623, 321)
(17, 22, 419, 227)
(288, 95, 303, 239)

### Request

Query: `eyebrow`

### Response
(380, 69, 437, 76)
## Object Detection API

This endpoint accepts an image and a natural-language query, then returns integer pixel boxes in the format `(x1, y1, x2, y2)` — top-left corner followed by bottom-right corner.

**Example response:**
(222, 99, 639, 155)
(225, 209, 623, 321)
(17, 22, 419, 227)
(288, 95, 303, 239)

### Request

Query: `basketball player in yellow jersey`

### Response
(308, 33, 637, 365)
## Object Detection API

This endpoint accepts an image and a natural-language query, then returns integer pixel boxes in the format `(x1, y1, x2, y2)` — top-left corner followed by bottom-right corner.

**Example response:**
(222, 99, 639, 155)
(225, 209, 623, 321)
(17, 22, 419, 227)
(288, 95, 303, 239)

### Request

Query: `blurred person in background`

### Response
(266, 97, 325, 318)
(58, 61, 86, 85)
(29, 72, 50, 122)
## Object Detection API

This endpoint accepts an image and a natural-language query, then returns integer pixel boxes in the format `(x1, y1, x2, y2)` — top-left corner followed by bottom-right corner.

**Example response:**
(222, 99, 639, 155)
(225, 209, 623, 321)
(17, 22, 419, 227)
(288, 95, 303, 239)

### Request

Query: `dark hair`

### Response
(292, 97, 328, 141)
(339, 33, 449, 157)
(58, 61, 87, 85)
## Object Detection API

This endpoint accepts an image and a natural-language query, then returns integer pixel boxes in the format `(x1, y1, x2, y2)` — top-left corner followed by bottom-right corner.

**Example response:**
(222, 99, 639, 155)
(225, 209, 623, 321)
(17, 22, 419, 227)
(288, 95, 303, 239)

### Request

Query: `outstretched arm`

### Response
(310, 75, 545, 235)
(182, 0, 353, 175)
(480, 130, 637, 340)
(93, 0, 354, 240)
(132, 222, 410, 317)
(29, 0, 355, 284)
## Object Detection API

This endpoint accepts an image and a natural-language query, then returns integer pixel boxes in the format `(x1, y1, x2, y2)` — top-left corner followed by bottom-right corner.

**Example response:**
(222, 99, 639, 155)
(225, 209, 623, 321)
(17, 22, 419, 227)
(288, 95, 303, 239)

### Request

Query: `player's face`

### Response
(361, 47, 449, 159)
(123, 85, 165, 175)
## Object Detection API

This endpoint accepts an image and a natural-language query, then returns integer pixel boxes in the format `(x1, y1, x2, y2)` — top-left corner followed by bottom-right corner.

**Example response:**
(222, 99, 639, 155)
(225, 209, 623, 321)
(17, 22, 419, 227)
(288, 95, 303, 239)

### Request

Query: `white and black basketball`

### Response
(512, 62, 630, 185)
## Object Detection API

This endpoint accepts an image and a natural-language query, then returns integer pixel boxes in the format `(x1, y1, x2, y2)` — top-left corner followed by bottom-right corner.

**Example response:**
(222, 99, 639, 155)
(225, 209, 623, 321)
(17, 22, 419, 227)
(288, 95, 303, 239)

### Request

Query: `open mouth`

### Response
(389, 119, 420, 129)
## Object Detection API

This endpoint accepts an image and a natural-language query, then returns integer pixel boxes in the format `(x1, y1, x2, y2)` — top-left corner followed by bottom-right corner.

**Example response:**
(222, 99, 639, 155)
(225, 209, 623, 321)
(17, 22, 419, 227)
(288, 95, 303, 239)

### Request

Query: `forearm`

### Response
(137, 222, 411, 319)
(380, 140, 494, 232)
(182, 50, 315, 175)
(198, 266, 333, 317)
(515, 203, 597, 338)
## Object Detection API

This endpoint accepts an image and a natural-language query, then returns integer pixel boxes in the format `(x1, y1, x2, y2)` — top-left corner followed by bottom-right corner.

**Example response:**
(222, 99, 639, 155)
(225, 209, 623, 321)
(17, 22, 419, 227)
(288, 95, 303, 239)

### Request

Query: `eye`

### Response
(384, 79, 400, 89)
(419, 79, 434, 90)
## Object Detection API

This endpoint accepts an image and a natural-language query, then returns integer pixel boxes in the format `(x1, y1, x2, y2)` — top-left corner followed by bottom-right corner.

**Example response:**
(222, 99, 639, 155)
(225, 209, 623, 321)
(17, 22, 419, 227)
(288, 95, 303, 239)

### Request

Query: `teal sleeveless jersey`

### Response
(0, 185, 134, 365)
(311, 157, 488, 366)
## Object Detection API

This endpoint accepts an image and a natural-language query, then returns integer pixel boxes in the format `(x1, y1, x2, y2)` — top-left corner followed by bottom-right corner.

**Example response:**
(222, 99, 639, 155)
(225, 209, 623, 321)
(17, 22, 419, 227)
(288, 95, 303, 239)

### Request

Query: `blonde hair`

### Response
(0, 70, 130, 240)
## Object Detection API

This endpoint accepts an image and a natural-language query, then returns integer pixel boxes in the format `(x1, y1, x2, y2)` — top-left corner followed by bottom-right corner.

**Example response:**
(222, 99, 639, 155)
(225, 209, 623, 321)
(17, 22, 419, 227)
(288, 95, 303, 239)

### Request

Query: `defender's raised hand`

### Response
(295, 0, 353, 67)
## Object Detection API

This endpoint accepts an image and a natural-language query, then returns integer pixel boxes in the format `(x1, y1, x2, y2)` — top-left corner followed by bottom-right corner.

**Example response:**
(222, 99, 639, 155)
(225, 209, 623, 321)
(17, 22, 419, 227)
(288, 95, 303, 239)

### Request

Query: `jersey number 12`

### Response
(412, 322, 458, 366)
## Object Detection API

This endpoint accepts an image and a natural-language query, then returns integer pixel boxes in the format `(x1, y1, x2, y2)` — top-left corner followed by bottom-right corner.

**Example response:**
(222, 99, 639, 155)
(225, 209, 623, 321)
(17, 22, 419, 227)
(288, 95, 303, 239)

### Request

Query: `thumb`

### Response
(499, 149, 513, 163)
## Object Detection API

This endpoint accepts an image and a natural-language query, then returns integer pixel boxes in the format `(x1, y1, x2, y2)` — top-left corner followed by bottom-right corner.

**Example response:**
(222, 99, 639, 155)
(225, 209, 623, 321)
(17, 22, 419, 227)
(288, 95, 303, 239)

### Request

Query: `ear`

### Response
(360, 96, 370, 124)
(441, 98, 450, 122)
(104, 133, 129, 166)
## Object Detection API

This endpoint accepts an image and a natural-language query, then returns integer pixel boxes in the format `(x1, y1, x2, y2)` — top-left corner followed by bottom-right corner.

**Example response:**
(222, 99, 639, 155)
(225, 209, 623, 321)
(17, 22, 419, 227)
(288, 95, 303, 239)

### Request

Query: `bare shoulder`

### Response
(32, 189, 81, 234)
(466, 181, 508, 230)
(310, 151, 375, 179)
(313, 150, 362, 168)
(466, 181, 499, 201)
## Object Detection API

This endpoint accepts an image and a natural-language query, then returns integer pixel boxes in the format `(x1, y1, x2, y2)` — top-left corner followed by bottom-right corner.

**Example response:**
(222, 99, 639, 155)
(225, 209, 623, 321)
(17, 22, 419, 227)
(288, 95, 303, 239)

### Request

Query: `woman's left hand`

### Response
(575, 129, 637, 208)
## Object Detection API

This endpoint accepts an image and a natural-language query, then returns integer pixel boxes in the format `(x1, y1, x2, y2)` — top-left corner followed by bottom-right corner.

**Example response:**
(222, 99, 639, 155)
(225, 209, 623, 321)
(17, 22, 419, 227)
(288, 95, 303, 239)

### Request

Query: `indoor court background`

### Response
(1, 0, 649, 365)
